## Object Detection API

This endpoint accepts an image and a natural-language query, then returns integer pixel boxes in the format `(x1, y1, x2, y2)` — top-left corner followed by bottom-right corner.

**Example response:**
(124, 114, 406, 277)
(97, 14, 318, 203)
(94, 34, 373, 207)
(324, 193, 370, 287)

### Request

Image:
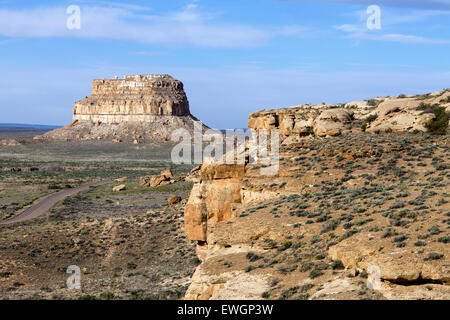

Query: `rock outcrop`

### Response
(248, 90, 450, 144)
(140, 169, 176, 188)
(184, 163, 245, 243)
(38, 74, 208, 142)
(184, 127, 449, 300)
(0, 139, 21, 146)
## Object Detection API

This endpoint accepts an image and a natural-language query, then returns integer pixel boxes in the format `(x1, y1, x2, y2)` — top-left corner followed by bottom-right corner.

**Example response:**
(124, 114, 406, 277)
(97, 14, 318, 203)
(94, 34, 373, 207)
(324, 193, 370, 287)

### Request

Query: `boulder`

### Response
(186, 165, 202, 183)
(168, 196, 182, 205)
(150, 175, 171, 187)
(112, 184, 126, 192)
(313, 109, 354, 137)
(140, 174, 172, 187)
(160, 169, 174, 178)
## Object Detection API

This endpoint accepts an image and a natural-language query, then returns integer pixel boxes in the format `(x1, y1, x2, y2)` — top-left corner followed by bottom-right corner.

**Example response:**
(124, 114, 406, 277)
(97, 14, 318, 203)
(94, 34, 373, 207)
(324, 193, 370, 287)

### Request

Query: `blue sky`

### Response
(0, 0, 449, 129)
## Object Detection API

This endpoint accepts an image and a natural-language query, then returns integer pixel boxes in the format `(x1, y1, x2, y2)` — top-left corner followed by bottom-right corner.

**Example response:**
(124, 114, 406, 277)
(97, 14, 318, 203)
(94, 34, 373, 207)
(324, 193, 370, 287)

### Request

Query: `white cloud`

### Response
(334, 5, 450, 45)
(0, 4, 308, 48)
(336, 23, 449, 44)
(346, 62, 411, 67)
(369, 33, 449, 44)
(348, 6, 450, 25)
(132, 51, 164, 56)
(285, 0, 450, 10)
(278, 25, 310, 36)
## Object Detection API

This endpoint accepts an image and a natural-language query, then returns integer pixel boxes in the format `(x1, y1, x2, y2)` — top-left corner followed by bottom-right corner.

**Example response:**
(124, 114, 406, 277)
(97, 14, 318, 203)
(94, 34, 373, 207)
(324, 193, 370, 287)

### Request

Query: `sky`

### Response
(0, 0, 449, 129)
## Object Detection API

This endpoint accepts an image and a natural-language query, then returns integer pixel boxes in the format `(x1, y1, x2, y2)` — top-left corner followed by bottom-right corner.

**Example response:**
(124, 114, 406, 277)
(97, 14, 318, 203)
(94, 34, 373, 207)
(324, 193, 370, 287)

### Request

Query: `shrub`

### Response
(390, 201, 405, 209)
(382, 227, 396, 238)
(343, 222, 354, 229)
(361, 114, 378, 132)
(428, 225, 441, 235)
(321, 221, 338, 233)
(310, 236, 321, 244)
(394, 235, 407, 242)
(367, 99, 384, 107)
(396, 242, 406, 248)
(331, 260, 344, 270)
(127, 262, 137, 270)
(246, 252, 263, 262)
(309, 268, 324, 279)
(424, 252, 444, 261)
(78, 295, 96, 300)
(100, 292, 114, 300)
(296, 293, 310, 300)
(416, 102, 436, 112)
(245, 266, 256, 273)
(277, 241, 292, 252)
(279, 286, 300, 299)
(339, 229, 359, 241)
(438, 236, 450, 243)
(425, 106, 449, 135)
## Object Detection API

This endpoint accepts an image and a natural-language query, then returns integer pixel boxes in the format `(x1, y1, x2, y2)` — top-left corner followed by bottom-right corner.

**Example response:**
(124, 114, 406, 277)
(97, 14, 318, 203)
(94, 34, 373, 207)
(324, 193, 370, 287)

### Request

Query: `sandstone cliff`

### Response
(184, 135, 449, 300)
(38, 75, 208, 143)
(184, 90, 450, 300)
(248, 90, 450, 144)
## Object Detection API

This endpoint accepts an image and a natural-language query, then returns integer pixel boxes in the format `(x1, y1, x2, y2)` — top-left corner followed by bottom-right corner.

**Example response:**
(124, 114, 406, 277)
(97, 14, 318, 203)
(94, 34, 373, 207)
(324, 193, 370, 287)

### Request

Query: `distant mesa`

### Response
(38, 74, 208, 143)
(74, 74, 191, 122)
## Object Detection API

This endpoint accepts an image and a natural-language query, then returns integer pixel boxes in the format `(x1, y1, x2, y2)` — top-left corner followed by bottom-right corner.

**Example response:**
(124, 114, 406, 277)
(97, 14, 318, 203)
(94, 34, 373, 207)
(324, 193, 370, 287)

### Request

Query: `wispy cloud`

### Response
(0, 3, 309, 48)
(334, 5, 450, 45)
(335, 24, 449, 44)
(346, 62, 411, 67)
(277, 25, 310, 37)
(347, 7, 450, 25)
(284, 0, 450, 10)
(132, 51, 164, 56)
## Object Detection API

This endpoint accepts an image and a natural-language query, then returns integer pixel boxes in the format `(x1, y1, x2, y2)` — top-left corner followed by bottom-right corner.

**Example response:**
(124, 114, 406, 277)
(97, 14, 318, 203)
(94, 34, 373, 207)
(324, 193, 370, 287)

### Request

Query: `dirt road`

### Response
(0, 180, 111, 225)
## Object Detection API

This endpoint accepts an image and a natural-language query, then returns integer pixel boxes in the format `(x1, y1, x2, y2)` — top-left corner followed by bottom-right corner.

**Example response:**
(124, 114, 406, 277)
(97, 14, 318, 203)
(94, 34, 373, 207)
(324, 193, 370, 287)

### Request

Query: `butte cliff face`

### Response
(40, 74, 207, 143)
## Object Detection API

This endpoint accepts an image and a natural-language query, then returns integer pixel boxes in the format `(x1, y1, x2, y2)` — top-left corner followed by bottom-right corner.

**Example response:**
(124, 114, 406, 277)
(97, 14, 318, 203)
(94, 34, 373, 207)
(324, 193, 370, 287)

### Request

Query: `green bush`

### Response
(425, 106, 449, 135)
(100, 292, 114, 300)
(309, 268, 324, 279)
(367, 99, 384, 107)
(78, 295, 96, 300)
(361, 114, 378, 132)
(331, 260, 344, 270)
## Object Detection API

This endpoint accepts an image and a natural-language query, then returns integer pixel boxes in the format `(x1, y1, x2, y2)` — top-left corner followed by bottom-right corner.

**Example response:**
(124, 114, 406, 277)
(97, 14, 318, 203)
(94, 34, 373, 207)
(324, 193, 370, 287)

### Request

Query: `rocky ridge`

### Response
(184, 90, 450, 300)
(249, 90, 450, 144)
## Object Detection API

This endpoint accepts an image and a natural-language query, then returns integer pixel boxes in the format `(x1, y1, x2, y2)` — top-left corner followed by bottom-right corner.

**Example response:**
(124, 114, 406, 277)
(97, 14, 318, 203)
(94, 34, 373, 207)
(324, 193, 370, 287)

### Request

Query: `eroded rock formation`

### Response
(184, 90, 450, 300)
(248, 90, 450, 144)
(38, 74, 208, 142)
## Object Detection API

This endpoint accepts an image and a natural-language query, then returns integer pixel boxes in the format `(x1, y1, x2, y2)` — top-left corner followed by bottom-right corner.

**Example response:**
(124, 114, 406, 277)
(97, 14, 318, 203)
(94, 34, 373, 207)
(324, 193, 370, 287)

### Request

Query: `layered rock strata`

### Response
(39, 74, 208, 142)
(248, 90, 450, 144)
(184, 90, 450, 299)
